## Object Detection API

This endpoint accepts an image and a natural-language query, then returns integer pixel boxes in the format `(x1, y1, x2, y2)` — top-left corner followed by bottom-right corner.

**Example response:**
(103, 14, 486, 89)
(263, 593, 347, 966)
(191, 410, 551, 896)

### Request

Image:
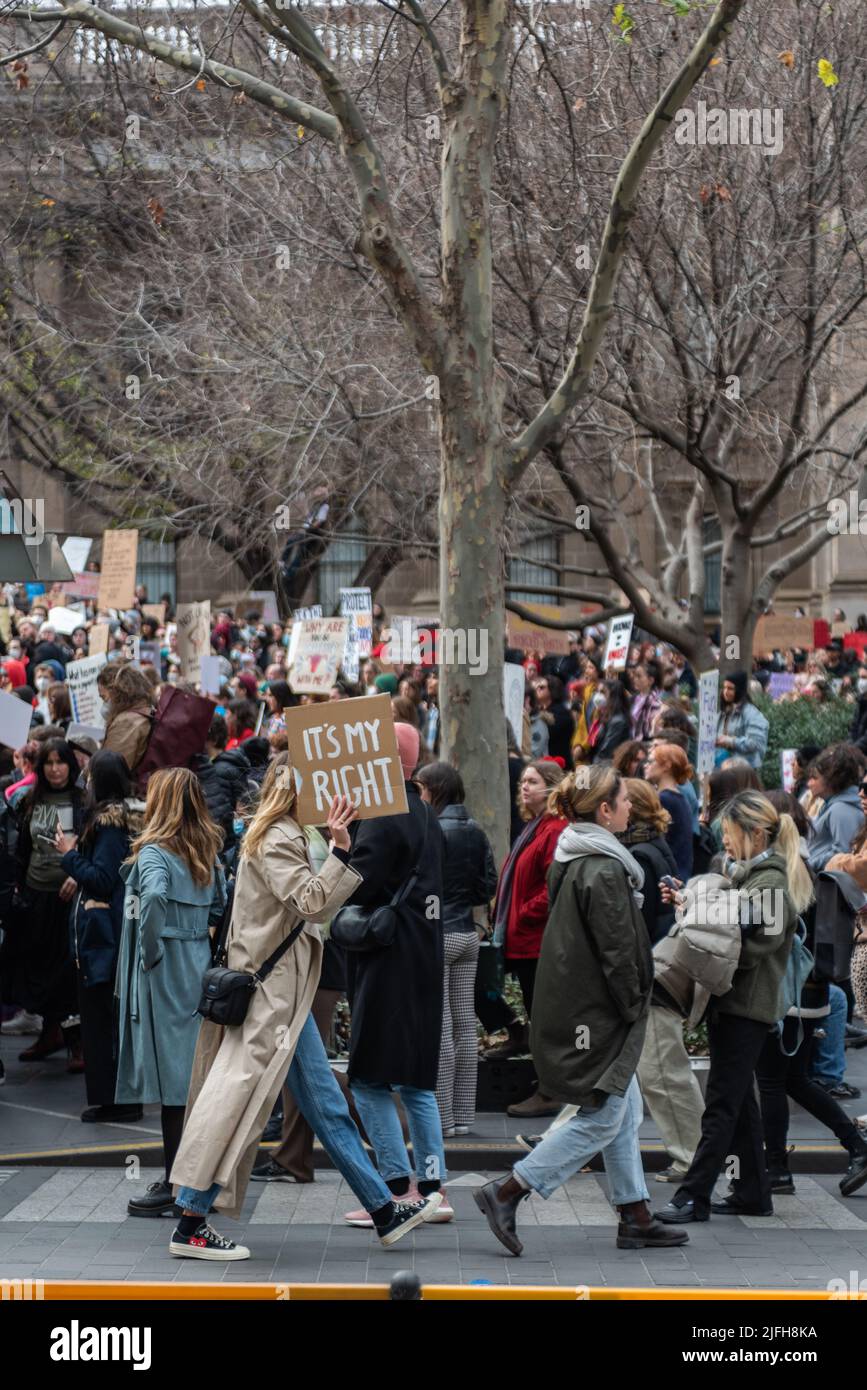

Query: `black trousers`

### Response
(78, 978, 118, 1107)
(756, 1015, 861, 1161)
(677, 1010, 772, 1214)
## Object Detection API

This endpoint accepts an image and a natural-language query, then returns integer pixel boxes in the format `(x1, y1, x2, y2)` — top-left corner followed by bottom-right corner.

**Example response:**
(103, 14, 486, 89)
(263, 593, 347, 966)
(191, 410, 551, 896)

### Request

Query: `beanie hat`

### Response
(727, 671, 749, 704)
(375, 673, 399, 695)
(394, 720, 420, 778)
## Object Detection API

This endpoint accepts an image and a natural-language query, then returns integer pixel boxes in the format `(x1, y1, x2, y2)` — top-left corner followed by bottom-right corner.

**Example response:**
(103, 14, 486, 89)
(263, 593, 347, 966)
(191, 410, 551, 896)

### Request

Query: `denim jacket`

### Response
(716, 700, 769, 769)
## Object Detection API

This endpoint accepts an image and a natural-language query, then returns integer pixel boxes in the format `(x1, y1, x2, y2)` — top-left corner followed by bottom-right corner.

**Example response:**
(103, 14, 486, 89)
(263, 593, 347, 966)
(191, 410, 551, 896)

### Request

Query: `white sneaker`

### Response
(2, 1010, 43, 1035)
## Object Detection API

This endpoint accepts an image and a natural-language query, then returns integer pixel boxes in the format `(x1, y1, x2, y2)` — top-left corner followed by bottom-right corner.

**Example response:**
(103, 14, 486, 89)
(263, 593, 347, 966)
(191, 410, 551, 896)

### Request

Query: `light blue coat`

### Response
(716, 701, 769, 770)
(807, 786, 864, 874)
(114, 845, 225, 1106)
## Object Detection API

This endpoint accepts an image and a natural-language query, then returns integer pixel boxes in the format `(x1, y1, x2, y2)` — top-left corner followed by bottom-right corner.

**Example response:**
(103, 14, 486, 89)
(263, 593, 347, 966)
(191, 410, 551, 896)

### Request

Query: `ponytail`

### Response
(776, 813, 814, 915)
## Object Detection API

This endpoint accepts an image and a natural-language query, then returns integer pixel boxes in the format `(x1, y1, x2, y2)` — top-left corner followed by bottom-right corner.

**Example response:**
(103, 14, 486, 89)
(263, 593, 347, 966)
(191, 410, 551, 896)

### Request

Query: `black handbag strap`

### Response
(388, 802, 431, 909)
(212, 877, 304, 982)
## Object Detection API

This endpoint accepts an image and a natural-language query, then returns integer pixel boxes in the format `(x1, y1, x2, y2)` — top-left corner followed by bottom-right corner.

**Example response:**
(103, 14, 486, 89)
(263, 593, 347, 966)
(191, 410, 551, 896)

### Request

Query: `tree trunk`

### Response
(719, 531, 755, 676)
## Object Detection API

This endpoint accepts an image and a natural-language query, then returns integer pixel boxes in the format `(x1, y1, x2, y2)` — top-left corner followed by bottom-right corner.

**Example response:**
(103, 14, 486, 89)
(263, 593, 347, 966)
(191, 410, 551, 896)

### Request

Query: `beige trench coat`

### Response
(169, 820, 361, 1217)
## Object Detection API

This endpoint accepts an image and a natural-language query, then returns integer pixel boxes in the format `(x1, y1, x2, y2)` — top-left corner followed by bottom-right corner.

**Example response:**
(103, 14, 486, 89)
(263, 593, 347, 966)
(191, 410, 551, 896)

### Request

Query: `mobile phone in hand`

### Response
(660, 875, 679, 892)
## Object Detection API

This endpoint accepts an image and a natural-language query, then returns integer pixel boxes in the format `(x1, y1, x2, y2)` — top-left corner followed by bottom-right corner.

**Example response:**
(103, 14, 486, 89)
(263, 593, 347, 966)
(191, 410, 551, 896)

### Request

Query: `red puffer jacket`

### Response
(504, 814, 567, 959)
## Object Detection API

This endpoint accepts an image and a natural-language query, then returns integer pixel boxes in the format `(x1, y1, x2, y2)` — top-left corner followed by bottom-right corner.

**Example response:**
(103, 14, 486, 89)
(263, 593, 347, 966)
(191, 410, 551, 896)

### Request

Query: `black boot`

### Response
(616, 1200, 690, 1249)
(766, 1148, 795, 1194)
(840, 1142, 867, 1198)
(473, 1177, 528, 1255)
(128, 1180, 175, 1218)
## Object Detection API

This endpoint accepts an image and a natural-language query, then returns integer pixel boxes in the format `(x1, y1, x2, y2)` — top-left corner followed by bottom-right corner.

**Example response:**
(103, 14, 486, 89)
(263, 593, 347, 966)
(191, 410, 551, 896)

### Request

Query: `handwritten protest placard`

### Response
(89, 624, 109, 656)
(696, 669, 720, 777)
(603, 614, 634, 672)
(284, 693, 409, 825)
(97, 530, 138, 611)
(62, 572, 100, 601)
(176, 601, 211, 684)
(66, 653, 107, 728)
(287, 606, 323, 667)
(506, 604, 571, 655)
(288, 617, 349, 695)
(504, 662, 526, 746)
(142, 603, 166, 625)
(340, 587, 373, 683)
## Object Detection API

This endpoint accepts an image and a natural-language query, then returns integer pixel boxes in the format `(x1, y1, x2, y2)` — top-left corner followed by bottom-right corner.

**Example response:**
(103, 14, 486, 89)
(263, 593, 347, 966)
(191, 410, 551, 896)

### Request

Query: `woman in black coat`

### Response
(591, 678, 633, 764)
(343, 722, 447, 1211)
(55, 751, 144, 1123)
(619, 778, 677, 945)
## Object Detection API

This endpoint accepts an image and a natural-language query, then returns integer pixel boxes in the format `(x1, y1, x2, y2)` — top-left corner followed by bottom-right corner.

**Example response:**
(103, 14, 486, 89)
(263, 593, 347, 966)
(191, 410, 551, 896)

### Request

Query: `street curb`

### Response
(0, 1139, 853, 1173)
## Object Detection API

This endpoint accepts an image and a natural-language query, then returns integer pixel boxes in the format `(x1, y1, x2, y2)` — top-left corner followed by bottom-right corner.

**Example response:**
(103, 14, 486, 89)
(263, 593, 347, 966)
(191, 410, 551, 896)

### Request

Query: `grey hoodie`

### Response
(807, 785, 864, 873)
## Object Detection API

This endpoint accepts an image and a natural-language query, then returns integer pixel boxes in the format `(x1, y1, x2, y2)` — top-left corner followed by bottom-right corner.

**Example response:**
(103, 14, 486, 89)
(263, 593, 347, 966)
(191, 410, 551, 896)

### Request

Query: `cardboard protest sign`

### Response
(506, 604, 571, 655)
(176, 601, 211, 684)
(97, 530, 138, 611)
(781, 749, 797, 794)
(287, 606, 323, 668)
(504, 662, 526, 745)
(142, 603, 167, 625)
(603, 614, 635, 672)
(752, 616, 815, 654)
(61, 536, 93, 574)
(0, 607, 10, 644)
(696, 669, 720, 777)
(768, 672, 797, 701)
(89, 623, 110, 656)
(62, 572, 100, 600)
(289, 617, 349, 695)
(0, 686, 34, 751)
(48, 605, 82, 637)
(66, 653, 107, 728)
(284, 693, 409, 825)
(340, 587, 373, 683)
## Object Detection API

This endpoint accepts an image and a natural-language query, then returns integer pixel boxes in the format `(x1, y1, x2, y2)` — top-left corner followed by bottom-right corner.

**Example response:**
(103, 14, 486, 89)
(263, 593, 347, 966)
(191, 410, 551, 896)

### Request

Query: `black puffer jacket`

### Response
(438, 803, 498, 932)
(191, 747, 251, 842)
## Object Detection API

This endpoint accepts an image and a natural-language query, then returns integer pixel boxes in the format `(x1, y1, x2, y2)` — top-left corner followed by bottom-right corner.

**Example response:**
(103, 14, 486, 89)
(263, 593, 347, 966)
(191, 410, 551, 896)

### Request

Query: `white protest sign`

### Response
(284, 693, 409, 825)
(386, 615, 438, 665)
(47, 606, 82, 637)
(65, 653, 107, 728)
(696, 669, 720, 777)
(199, 655, 222, 696)
(504, 662, 526, 746)
(781, 749, 797, 794)
(66, 723, 104, 747)
(289, 617, 349, 695)
(287, 606, 323, 667)
(61, 536, 93, 574)
(340, 587, 373, 683)
(603, 613, 634, 672)
(176, 601, 211, 684)
(0, 687, 34, 751)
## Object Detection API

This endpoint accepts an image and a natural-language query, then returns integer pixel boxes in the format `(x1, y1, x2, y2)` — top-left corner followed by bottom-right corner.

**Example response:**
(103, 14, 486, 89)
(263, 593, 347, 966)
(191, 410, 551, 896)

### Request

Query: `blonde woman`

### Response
(475, 765, 688, 1256)
(657, 790, 813, 1225)
(115, 769, 226, 1217)
(168, 754, 441, 1260)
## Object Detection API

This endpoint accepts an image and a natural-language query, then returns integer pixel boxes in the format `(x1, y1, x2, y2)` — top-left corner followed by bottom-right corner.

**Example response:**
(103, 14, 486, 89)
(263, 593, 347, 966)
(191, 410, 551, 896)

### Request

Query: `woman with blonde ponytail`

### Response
(168, 755, 442, 1261)
(657, 790, 807, 1227)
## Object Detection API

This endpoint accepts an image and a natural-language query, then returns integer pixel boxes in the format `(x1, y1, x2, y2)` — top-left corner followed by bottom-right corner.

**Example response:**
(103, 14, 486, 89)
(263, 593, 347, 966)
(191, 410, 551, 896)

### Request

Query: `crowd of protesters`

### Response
(1, 578, 867, 1261)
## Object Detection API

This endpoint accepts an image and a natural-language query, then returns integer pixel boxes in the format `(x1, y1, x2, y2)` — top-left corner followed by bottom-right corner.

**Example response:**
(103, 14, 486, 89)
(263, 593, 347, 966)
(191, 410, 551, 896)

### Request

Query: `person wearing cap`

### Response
(340, 720, 450, 1224)
(714, 671, 769, 771)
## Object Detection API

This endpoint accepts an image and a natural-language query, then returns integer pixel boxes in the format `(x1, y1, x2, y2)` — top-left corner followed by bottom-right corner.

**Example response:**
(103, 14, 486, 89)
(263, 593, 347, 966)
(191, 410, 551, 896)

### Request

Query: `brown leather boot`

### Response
(616, 1199, 689, 1249)
(18, 1023, 65, 1062)
(506, 1089, 560, 1118)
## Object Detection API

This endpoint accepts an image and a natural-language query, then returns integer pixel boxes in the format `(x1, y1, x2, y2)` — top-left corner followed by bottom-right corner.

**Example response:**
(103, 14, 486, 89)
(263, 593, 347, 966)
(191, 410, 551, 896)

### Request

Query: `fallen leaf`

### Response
(195, 78, 206, 92)
(147, 197, 165, 227)
(778, 50, 795, 68)
(709, 56, 721, 67)
(715, 183, 731, 201)
(41, 198, 55, 207)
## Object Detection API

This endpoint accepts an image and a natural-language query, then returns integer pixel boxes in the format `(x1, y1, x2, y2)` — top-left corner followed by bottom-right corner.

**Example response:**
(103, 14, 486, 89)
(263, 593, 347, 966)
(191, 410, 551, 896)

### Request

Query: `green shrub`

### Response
(755, 694, 854, 789)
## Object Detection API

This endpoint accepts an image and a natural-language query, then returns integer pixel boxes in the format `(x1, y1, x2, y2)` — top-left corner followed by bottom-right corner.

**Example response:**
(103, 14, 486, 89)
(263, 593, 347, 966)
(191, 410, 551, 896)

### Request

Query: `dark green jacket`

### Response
(715, 851, 797, 1025)
(530, 853, 653, 1106)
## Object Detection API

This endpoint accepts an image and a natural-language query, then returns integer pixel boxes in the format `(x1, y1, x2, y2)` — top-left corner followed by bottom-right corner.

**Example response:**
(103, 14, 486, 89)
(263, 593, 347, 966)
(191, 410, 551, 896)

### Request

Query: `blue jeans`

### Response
(809, 983, 847, 1087)
(178, 1013, 393, 1217)
(513, 1076, 649, 1205)
(351, 1080, 447, 1186)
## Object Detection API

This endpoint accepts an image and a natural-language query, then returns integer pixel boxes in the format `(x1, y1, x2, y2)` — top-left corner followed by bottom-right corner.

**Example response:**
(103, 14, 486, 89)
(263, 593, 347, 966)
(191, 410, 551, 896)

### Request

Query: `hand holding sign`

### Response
(326, 794, 358, 851)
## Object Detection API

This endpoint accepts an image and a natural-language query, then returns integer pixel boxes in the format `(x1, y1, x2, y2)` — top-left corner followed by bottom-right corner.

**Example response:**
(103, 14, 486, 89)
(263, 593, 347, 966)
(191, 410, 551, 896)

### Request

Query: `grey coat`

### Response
(114, 846, 225, 1107)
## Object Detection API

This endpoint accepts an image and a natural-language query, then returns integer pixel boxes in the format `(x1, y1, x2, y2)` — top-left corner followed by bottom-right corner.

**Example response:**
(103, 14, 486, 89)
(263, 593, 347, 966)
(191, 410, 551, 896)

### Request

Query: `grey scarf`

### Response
(554, 823, 645, 907)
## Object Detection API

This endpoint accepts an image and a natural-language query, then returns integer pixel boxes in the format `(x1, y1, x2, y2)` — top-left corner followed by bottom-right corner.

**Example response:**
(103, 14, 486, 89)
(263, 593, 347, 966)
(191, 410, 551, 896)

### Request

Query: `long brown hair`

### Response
(624, 778, 670, 836)
(99, 662, 154, 714)
(128, 768, 222, 886)
(242, 752, 300, 860)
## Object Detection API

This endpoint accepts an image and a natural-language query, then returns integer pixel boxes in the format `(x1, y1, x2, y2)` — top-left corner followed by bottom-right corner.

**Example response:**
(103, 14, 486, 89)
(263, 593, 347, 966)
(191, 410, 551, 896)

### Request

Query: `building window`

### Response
(137, 537, 177, 607)
(703, 517, 721, 615)
(316, 522, 368, 615)
(508, 534, 560, 604)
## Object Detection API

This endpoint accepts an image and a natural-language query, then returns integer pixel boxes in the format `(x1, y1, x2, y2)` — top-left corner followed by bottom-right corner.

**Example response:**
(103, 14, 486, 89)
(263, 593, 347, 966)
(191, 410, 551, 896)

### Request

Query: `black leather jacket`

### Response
(438, 803, 499, 932)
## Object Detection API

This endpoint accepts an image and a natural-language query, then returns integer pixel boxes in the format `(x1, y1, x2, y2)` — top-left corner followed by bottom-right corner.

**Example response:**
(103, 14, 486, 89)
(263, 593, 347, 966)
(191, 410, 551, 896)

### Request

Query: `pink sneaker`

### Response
(343, 1207, 374, 1228)
(406, 1186, 453, 1222)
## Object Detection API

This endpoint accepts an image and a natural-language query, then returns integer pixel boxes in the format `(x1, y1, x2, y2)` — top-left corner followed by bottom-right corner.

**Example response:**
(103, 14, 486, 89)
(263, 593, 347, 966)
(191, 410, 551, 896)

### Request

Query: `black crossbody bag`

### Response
(197, 889, 304, 1027)
(330, 809, 430, 952)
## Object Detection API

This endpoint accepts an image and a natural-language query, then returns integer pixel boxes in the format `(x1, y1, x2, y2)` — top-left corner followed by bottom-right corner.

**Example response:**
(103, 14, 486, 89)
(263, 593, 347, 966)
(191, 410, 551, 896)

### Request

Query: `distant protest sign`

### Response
(284, 693, 409, 825)
(603, 614, 634, 672)
(696, 669, 720, 777)
(0, 687, 33, 751)
(752, 616, 815, 655)
(62, 572, 100, 600)
(340, 587, 373, 683)
(504, 662, 526, 746)
(289, 617, 349, 695)
(768, 672, 797, 701)
(287, 606, 323, 667)
(66, 654, 107, 728)
(199, 655, 222, 696)
(97, 530, 138, 611)
(61, 536, 93, 574)
(176, 601, 211, 683)
(142, 603, 166, 625)
(89, 623, 109, 656)
(781, 749, 797, 794)
(506, 604, 571, 656)
(48, 606, 81, 637)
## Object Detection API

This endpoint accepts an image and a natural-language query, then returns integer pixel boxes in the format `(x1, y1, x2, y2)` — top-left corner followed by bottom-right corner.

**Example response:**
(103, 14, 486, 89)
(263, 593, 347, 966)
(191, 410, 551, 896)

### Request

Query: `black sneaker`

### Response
(169, 1222, 250, 1261)
(250, 1159, 306, 1183)
(840, 1152, 867, 1198)
(378, 1193, 442, 1247)
(128, 1180, 175, 1218)
(824, 1081, 862, 1101)
(81, 1104, 143, 1124)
